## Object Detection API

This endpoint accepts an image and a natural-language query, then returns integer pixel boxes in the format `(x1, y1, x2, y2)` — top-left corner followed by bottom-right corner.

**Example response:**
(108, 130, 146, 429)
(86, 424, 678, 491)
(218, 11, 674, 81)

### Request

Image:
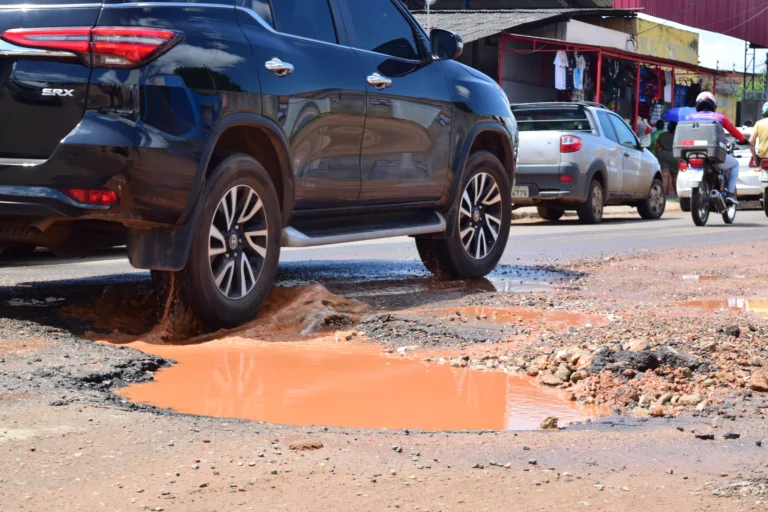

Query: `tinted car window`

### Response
(272, 0, 337, 44)
(609, 114, 639, 148)
(337, 0, 420, 60)
(239, 0, 274, 27)
(514, 108, 591, 132)
(597, 111, 619, 143)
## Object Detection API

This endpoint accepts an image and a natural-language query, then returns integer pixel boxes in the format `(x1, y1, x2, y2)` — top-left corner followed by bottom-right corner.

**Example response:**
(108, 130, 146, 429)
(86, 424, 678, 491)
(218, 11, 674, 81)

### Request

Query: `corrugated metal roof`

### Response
(614, 0, 768, 49)
(411, 9, 635, 43)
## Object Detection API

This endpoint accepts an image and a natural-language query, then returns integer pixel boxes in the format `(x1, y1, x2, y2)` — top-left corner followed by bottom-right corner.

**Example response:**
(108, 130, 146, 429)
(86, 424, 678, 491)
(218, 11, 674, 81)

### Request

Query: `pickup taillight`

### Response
(560, 135, 582, 153)
(1, 27, 181, 68)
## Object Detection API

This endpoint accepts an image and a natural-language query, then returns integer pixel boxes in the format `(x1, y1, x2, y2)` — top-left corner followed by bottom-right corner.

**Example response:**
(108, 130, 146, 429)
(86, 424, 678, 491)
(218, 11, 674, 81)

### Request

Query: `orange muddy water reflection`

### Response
(117, 339, 597, 431)
(679, 298, 768, 315)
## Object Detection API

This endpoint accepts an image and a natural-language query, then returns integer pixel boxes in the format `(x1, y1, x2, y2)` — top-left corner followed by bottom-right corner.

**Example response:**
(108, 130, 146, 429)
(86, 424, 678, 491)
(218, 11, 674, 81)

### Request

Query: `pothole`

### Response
(113, 339, 598, 431)
(415, 306, 596, 329)
(678, 298, 768, 315)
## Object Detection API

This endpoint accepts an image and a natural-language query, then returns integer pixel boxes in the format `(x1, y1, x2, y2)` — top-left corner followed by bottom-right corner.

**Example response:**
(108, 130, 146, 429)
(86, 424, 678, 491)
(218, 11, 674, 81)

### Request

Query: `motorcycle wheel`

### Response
(691, 186, 710, 227)
(722, 203, 737, 224)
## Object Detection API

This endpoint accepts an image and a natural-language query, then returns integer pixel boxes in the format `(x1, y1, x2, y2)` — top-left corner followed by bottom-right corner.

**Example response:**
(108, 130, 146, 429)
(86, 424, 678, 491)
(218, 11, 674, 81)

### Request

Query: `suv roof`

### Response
(510, 101, 609, 111)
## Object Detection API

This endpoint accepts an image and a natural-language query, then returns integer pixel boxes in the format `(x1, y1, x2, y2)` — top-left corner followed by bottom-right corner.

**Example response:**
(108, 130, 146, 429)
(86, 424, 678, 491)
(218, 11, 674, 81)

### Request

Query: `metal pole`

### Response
(744, 42, 748, 93)
(426, 1, 429, 30)
(634, 61, 641, 133)
(595, 51, 602, 104)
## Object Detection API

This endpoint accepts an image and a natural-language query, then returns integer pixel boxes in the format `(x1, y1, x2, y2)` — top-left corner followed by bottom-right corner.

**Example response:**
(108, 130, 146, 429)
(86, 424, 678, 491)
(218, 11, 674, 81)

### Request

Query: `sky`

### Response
(639, 13, 768, 74)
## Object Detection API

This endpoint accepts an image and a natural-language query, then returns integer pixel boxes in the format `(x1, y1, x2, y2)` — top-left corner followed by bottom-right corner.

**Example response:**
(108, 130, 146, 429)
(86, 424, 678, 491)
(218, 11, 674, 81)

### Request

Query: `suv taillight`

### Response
(1, 27, 180, 68)
(761, 160, 768, 170)
(560, 135, 582, 153)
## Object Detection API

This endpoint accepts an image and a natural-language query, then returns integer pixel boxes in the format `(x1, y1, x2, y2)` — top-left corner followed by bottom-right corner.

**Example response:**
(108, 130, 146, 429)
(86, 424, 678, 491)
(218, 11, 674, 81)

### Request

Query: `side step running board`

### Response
(282, 212, 446, 248)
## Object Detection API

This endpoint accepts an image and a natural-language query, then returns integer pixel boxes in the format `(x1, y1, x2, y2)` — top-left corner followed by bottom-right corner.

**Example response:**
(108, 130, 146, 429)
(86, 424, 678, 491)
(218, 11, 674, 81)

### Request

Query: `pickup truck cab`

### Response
(510, 102, 664, 224)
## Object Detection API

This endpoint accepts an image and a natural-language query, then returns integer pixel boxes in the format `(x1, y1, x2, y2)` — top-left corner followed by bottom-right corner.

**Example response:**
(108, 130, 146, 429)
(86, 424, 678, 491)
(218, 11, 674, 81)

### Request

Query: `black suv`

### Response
(0, 0, 517, 328)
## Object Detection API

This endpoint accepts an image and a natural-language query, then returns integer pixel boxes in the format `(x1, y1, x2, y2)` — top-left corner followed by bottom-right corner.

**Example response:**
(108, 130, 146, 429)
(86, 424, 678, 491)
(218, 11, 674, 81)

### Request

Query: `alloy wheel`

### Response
(459, 172, 503, 260)
(592, 184, 604, 219)
(648, 182, 665, 216)
(208, 185, 268, 299)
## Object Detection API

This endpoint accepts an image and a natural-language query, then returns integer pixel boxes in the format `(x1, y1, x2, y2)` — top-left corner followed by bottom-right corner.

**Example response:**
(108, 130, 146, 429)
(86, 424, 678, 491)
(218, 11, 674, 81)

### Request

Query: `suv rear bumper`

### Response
(0, 112, 203, 226)
(511, 162, 587, 207)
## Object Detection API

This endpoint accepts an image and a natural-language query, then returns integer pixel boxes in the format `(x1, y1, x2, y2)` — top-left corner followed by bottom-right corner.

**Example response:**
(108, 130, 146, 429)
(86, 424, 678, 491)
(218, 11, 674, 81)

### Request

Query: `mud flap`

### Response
(126, 202, 201, 271)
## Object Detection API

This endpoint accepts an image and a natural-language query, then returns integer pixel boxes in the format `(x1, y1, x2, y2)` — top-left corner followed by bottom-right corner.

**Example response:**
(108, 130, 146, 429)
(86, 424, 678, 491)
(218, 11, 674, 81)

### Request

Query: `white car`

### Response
(678, 128, 762, 211)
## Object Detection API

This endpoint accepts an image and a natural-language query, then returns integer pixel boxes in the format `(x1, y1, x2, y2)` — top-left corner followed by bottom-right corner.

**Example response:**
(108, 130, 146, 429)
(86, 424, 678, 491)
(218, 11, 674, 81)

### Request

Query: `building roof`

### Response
(410, 8, 636, 43)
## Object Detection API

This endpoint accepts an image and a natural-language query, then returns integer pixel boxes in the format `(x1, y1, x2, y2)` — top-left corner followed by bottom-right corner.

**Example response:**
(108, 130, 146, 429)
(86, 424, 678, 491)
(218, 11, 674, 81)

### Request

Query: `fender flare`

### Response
(128, 113, 294, 272)
(441, 122, 515, 236)
(179, 113, 295, 226)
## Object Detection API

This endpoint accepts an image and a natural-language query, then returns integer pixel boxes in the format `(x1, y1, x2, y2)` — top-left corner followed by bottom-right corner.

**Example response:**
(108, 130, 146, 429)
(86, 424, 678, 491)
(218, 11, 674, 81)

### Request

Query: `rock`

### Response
(554, 363, 572, 382)
(625, 339, 650, 352)
(613, 350, 659, 372)
(657, 392, 673, 405)
(638, 394, 651, 407)
(651, 407, 664, 417)
(723, 433, 740, 440)
(289, 440, 324, 451)
(696, 400, 709, 412)
(750, 371, 768, 392)
(702, 341, 717, 352)
(392, 446, 403, 453)
(725, 325, 741, 338)
(541, 373, 564, 386)
(570, 371, 585, 384)
(656, 346, 700, 371)
(528, 459, 538, 465)
(757, 440, 762, 447)
(678, 393, 704, 407)
(555, 350, 568, 361)
(471, 463, 484, 469)
(622, 368, 636, 379)
(695, 434, 715, 441)
(594, 484, 604, 491)
(540, 416, 558, 430)
(527, 367, 539, 377)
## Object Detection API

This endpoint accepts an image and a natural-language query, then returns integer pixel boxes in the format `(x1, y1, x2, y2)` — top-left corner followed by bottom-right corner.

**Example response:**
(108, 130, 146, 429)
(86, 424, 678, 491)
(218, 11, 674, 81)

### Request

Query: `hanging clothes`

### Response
(554, 51, 568, 91)
(664, 71, 673, 103)
(651, 68, 664, 101)
(566, 53, 576, 90)
(573, 54, 587, 90)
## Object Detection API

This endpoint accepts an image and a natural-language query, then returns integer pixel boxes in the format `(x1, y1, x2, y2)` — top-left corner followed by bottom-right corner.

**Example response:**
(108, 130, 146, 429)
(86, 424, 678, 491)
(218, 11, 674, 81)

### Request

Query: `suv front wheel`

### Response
(169, 153, 282, 329)
(416, 151, 511, 279)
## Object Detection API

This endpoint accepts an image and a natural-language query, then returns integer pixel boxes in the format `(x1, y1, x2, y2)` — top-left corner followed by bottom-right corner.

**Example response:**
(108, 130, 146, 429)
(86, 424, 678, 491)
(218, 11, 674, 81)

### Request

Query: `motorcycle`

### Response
(687, 141, 737, 226)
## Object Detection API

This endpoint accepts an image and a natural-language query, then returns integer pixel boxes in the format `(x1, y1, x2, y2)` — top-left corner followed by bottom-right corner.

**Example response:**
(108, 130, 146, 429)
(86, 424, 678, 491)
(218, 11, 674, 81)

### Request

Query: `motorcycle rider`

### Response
(749, 101, 768, 166)
(686, 91, 746, 205)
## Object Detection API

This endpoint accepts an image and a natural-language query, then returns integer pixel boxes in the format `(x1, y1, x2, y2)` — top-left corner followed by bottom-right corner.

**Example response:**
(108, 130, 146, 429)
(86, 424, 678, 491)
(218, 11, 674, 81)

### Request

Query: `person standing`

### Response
(749, 102, 768, 165)
(651, 120, 665, 156)
(655, 122, 678, 197)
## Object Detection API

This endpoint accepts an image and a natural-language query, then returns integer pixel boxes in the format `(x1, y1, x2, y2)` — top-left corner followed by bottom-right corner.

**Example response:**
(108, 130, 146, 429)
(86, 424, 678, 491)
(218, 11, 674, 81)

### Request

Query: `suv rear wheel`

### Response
(167, 154, 281, 329)
(536, 206, 564, 222)
(416, 151, 511, 279)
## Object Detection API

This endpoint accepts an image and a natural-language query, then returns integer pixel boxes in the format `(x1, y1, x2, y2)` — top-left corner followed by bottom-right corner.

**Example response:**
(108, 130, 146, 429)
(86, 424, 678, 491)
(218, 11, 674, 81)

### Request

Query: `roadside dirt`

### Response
(1, 246, 768, 510)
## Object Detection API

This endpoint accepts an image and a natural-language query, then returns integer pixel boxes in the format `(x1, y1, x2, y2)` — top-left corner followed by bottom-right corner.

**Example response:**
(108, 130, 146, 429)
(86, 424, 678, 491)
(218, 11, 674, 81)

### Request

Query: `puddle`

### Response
(412, 306, 596, 329)
(115, 339, 598, 431)
(679, 298, 768, 315)
(679, 274, 746, 281)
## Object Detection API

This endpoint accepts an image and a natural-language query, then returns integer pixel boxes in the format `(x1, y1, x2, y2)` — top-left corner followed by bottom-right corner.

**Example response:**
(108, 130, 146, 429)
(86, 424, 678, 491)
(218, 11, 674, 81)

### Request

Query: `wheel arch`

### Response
(127, 114, 294, 272)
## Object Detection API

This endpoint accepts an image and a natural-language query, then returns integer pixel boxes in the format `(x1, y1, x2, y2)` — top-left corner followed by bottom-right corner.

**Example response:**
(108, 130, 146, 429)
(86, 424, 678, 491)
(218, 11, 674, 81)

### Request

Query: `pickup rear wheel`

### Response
(416, 151, 511, 279)
(536, 206, 564, 222)
(577, 179, 604, 224)
(637, 178, 666, 220)
(169, 153, 281, 329)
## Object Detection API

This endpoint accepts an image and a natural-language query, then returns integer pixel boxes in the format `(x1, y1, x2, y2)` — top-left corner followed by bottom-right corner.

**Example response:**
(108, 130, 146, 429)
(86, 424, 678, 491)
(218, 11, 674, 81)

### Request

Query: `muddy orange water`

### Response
(679, 298, 768, 315)
(115, 338, 597, 431)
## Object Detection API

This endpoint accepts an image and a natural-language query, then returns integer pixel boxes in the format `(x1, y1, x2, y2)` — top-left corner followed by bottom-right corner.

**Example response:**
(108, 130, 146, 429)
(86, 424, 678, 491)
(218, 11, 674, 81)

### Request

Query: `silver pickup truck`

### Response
(509, 102, 665, 224)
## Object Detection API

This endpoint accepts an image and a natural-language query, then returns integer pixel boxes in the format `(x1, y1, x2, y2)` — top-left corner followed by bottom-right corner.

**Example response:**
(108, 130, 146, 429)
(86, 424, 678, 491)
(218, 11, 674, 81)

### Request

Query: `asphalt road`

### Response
(3, 209, 768, 287)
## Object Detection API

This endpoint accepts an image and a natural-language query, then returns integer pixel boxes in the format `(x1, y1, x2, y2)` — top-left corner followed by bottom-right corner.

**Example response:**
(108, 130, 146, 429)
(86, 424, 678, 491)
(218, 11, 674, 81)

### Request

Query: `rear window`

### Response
(513, 108, 592, 133)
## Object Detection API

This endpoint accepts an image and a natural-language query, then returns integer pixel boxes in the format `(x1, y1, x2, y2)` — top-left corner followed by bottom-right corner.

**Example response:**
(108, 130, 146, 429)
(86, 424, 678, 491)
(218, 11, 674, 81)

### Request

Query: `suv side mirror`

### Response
(430, 29, 463, 61)
(639, 135, 652, 149)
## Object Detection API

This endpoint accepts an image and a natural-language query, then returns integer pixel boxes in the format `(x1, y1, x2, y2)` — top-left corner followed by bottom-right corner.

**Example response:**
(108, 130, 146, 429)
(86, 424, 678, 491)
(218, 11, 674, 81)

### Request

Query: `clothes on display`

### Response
(554, 51, 568, 91)
(664, 71, 673, 103)
(573, 54, 587, 90)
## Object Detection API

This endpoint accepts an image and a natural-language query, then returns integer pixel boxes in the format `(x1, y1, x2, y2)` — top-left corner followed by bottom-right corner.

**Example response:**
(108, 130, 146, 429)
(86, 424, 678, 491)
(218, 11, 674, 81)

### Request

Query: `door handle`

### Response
(623, 152, 631, 157)
(367, 72, 392, 90)
(265, 57, 294, 77)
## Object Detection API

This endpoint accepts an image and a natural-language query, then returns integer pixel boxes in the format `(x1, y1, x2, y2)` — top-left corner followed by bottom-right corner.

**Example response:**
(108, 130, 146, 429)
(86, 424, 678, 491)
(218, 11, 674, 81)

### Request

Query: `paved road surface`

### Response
(3, 210, 768, 287)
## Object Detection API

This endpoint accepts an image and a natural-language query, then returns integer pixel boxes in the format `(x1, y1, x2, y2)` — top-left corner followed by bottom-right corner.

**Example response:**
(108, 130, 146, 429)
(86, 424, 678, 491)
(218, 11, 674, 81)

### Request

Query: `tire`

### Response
(680, 197, 691, 212)
(536, 206, 564, 222)
(722, 203, 737, 224)
(0, 244, 36, 259)
(163, 153, 282, 329)
(637, 178, 666, 220)
(577, 179, 604, 224)
(415, 151, 511, 279)
(691, 187, 709, 226)
(763, 188, 768, 218)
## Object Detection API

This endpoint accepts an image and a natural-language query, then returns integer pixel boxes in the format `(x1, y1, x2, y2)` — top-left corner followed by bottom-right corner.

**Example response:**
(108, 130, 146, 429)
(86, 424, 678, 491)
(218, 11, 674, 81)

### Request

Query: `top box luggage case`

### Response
(673, 121, 727, 163)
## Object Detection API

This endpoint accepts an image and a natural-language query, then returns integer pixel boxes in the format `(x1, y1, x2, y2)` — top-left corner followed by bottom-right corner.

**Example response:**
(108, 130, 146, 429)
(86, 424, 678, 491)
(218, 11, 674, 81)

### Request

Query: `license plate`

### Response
(685, 169, 703, 183)
(761, 170, 768, 183)
(512, 186, 529, 198)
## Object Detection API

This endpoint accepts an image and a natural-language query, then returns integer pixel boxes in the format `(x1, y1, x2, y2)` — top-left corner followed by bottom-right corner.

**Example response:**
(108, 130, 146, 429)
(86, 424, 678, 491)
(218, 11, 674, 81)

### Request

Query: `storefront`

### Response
(499, 34, 723, 134)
